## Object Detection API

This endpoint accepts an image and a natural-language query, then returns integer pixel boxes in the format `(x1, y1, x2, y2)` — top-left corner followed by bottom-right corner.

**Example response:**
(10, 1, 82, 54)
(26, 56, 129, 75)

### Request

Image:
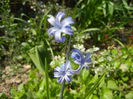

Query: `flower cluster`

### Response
(48, 12, 91, 83)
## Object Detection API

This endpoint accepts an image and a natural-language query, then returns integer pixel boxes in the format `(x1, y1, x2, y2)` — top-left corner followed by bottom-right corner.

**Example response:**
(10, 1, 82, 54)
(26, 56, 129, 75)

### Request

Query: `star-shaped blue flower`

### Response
(71, 49, 91, 73)
(54, 61, 73, 83)
(48, 12, 74, 43)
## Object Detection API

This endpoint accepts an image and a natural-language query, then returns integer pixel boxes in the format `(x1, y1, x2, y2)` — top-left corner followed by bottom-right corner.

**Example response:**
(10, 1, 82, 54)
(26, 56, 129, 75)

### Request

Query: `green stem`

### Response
(60, 80, 65, 99)
(60, 36, 72, 99)
(45, 58, 50, 99)
(66, 36, 72, 61)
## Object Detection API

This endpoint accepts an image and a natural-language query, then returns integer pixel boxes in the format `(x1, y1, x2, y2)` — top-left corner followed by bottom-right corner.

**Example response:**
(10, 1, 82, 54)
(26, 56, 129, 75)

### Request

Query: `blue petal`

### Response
(71, 65, 83, 73)
(62, 27, 74, 35)
(61, 17, 74, 26)
(71, 49, 83, 64)
(66, 60, 71, 69)
(60, 63, 66, 71)
(61, 36, 66, 43)
(83, 64, 89, 69)
(71, 52, 81, 60)
(56, 12, 65, 22)
(54, 31, 62, 42)
(54, 66, 61, 72)
(72, 52, 82, 64)
(48, 27, 58, 36)
(54, 72, 60, 77)
(85, 53, 91, 63)
(65, 76, 72, 82)
(57, 77, 63, 83)
(48, 16, 56, 26)
(72, 49, 82, 57)
(67, 70, 73, 75)
(55, 31, 66, 43)
(73, 59, 81, 65)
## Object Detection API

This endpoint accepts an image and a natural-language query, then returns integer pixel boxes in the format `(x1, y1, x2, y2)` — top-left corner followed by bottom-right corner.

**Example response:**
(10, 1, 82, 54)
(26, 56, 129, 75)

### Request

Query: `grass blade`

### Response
(45, 58, 50, 99)
(28, 46, 45, 75)
(85, 72, 106, 98)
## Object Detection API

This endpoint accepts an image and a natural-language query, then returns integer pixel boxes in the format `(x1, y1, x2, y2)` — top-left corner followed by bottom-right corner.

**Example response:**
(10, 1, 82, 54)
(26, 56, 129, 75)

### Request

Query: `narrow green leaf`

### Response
(45, 39, 54, 59)
(113, 38, 125, 47)
(85, 72, 106, 98)
(45, 58, 50, 99)
(81, 28, 100, 34)
(39, 8, 52, 30)
(28, 45, 45, 75)
(122, 0, 133, 10)
(14, 18, 28, 24)
(108, 1, 114, 16)
(38, 79, 45, 92)
(76, 0, 84, 6)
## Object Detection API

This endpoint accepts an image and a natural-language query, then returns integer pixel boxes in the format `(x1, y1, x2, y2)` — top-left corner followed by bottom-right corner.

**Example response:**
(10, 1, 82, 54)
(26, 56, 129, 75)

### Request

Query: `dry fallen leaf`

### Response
(23, 64, 31, 72)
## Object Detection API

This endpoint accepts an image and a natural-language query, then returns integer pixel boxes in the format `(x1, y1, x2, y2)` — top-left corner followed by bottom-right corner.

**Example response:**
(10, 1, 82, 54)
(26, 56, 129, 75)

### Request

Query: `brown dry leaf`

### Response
(23, 64, 31, 72)
(5, 66, 10, 71)
(15, 78, 22, 84)
(3, 66, 11, 74)
(5, 79, 13, 84)
(0, 83, 5, 92)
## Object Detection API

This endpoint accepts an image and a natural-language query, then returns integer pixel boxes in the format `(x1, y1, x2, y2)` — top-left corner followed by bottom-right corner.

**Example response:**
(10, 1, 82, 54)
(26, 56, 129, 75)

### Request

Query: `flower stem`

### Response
(60, 80, 65, 99)
(66, 36, 72, 61)
(60, 36, 72, 99)
(45, 58, 50, 99)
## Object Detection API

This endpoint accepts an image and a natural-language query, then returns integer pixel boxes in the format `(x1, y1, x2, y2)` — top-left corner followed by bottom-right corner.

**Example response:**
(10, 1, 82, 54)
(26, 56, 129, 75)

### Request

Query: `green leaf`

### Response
(28, 46, 50, 99)
(0, 93, 8, 98)
(91, 95, 99, 99)
(102, 1, 107, 17)
(108, 1, 114, 16)
(125, 91, 133, 99)
(81, 69, 90, 83)
(113, 38, 125, 47)
(21, 42, 30, 48)
(101, 88, 113, 99)
(14, 18, 28, 24)
(111, 49, 118, 55)
(28, 45, 46, 75)
(45, 40, 54, 59)
(38, 79, 45, 92)
(81, 28, 100, 34)
(107, 80, 118, 90)
(45, 58, 50, 99)
(85, 72, 106, 98)
(122, 0, 133, 10)
(39, 8, 51, 30)
(30, 28, 37, 35)
(89, 75, 98, 84)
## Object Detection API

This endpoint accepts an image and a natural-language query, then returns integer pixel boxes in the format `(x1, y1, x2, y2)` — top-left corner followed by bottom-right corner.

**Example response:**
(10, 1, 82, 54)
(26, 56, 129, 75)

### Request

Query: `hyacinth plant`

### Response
(48, 12, 91, 99)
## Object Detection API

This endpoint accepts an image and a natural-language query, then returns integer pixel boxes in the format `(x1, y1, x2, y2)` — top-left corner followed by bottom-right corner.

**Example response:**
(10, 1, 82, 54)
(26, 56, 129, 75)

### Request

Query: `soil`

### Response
(0, 64, 31, 97)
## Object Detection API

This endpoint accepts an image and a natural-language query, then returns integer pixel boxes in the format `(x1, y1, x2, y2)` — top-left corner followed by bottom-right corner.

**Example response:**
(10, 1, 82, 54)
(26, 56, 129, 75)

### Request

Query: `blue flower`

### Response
(48, 12, 74, 43)
(54, 61, 73, 83)
(71, 49, 91, 73)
